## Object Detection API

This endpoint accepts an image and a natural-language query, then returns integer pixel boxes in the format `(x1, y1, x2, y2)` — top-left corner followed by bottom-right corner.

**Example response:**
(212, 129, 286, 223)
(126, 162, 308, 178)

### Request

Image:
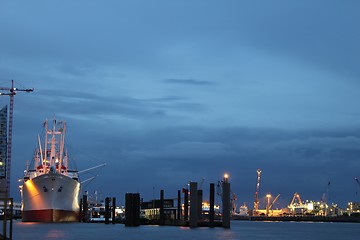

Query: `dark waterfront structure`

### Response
(125, 193, 140, 226)
(209, 183, 215, 227)
(184, 189, 189, 221)
(189, 182, 198, 228)
(81, 194, 89, 222)
(138, 180, 229, 228)
(222, 175, 231, 228)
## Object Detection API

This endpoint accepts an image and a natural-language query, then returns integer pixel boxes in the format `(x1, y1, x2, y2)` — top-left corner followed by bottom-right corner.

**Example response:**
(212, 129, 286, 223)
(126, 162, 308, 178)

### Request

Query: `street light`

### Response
(266, 194, 272, 216)
(223, 173, 229, 183)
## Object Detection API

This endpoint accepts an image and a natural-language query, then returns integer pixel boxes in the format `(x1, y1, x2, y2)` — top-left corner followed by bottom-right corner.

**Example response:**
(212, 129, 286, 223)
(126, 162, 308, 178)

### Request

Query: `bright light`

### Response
(266, 194, 271, 198)
(224, 173, 229, 179)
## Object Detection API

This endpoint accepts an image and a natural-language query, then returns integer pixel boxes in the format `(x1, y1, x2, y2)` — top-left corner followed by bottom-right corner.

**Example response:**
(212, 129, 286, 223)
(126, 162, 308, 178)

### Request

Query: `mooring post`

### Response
(222, 175, 231, 228)
(177, 190, 181, 220)
(209, 183, 215, 227)
(184, 188, 189, 221)
(79, 198, 83, 222)
(82, 194, 88, 222)
(160, 189, 165, 225)
(125, 193, 140, 227)
(189, 182, 198, 228)
(112, 197, 116, 224)
(105, 197, 110, 224)
(197, 189, 203, 221)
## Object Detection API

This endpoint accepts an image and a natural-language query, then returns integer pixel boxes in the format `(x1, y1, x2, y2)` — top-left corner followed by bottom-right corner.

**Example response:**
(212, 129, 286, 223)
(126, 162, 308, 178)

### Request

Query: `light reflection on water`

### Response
(8, 220, 360, 240)
(45, 229, 67, 239)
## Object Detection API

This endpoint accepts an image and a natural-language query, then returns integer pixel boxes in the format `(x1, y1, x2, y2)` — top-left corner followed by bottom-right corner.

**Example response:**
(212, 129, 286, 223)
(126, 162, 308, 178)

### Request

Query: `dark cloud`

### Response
(27, 125, 357, 208)
(236, 0, 360, 80)
(18, 89, 206, 121)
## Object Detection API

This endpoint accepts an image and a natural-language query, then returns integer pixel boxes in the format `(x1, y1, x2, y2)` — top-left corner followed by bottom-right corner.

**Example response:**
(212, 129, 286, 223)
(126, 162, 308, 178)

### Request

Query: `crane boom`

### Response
(0, 80, 33, 197)
(355, 178, 360, 186)
(290, 192, 302, 206)
(269, 194, 280, 210)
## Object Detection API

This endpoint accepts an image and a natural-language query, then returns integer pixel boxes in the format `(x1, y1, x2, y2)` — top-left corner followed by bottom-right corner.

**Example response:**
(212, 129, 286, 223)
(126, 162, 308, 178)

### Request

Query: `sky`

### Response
(0, 0, 360, 209)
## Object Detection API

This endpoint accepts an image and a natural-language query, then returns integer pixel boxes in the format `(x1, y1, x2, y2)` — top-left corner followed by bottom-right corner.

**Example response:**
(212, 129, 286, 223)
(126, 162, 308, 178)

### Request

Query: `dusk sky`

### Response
(1, 0, 360, 209)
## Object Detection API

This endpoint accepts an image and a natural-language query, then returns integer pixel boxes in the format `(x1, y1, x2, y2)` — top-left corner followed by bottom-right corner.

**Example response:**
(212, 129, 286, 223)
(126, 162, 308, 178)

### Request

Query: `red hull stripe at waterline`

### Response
(22, 209, 79, 222)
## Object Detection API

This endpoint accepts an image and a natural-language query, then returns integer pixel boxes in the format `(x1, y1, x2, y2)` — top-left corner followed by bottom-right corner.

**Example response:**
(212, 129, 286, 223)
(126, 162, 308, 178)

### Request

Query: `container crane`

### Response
(0, 80, 33, 197)
(289, 192, 302, 206)
(253, 169, 261, 215)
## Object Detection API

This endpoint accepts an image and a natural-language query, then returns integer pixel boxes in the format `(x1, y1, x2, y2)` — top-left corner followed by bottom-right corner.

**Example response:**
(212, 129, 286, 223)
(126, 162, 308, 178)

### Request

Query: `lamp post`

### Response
(223, 173, 229, 183)
(222, 173, 230, 228)
(266, 194, 271, 216)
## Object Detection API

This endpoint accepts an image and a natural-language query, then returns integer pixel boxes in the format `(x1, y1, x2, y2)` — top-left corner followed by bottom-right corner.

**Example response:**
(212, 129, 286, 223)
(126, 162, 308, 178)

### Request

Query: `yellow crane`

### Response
(269, 194, 280, 210)
(290, 192, 303, 206)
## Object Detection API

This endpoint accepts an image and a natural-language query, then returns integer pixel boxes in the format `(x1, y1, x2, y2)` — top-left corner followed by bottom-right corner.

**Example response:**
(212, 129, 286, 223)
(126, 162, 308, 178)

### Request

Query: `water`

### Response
(7, 220, 360, 240)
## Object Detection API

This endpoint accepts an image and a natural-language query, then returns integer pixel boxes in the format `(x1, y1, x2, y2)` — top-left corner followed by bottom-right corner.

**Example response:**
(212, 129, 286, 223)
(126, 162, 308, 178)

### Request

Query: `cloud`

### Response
(61, 125, 360, 204)
(1, 0, 359, 209)
(163, 79, 214, 86)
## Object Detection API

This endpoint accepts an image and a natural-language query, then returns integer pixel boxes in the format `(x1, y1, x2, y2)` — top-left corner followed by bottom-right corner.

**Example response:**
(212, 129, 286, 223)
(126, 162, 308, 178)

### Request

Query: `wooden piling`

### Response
(222, 179, 231, 228)
(105, 197, 110, 224)
(197, 189, 203, 221)
(177, 190, 181, 220)
(189, 182, 198, 228)
(184, 188, 189, 221)
(160, 189, 165, 225)
(209, 183, 215, 227)
(112, 197, 116, 224)
(82, 194, 88, 222)
(79, 198, 83, 222)
(125, 193, 140, 226)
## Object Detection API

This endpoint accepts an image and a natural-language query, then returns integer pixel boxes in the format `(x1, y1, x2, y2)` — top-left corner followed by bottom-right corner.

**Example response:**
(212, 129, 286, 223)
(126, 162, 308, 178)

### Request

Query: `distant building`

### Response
(347, 202, 360, 216)
(0, 105, 7, 198)
(141, 199, 177, 220)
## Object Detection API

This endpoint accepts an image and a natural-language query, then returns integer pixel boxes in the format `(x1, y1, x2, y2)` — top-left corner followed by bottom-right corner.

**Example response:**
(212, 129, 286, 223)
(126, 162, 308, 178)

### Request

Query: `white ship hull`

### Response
(21, 172, 80, 222)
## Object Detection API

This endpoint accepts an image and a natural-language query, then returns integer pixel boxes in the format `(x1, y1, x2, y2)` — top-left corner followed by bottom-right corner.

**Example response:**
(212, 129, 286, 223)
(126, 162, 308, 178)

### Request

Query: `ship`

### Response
(20, 118, 80, 222)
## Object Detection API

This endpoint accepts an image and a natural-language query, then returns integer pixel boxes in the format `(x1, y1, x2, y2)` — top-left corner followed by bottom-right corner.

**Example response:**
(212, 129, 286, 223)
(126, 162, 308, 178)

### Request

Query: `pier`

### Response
(80, 176, 232, 228)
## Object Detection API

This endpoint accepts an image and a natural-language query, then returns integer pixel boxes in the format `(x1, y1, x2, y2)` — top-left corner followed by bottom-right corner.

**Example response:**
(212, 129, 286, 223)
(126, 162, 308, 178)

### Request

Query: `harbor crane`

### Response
(289, 192, 303, 206)
(0, 80, 33, 197)
(253, 169, 261, 215)
(355, 178, 360, 197)
(269, 194, 280, 210)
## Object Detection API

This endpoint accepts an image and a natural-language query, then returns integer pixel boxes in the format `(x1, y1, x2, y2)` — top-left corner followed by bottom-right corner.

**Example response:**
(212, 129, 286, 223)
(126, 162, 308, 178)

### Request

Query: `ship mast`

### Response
(58, 121, 66, 172)
(44, 120, 48, 168)
(0, 80, 33, 197)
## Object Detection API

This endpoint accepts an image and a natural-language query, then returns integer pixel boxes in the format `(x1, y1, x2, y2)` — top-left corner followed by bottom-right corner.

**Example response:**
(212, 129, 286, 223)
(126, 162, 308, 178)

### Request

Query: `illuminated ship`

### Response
(20, 118, 80, 222)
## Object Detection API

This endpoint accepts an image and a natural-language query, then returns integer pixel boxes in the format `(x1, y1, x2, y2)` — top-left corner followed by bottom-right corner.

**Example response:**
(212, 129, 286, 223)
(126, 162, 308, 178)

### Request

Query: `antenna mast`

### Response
(0, 80, 33, 197)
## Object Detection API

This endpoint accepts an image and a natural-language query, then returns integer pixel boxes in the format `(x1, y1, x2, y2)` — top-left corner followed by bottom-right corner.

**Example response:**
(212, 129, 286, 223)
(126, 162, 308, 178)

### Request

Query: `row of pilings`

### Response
(80, 178, 231, 228)
(80, 195, 117, 224)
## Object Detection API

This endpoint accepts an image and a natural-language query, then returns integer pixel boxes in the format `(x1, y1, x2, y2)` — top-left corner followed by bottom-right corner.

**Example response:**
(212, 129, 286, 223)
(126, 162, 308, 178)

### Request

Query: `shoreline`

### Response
(231, 215, 360, 223)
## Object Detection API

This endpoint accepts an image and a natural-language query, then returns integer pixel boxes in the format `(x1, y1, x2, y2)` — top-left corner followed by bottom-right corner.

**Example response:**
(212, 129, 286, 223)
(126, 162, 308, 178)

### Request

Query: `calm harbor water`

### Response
(7, 220, 360, 240)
